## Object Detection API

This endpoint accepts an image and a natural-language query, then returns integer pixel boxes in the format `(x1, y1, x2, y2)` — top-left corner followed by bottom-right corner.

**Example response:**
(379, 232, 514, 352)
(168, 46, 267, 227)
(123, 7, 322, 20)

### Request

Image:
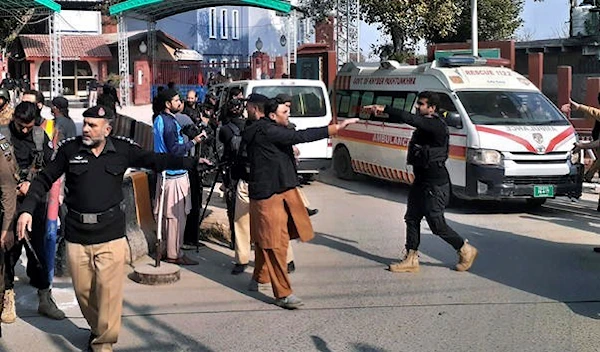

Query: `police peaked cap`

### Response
(83, 105, 115, 120)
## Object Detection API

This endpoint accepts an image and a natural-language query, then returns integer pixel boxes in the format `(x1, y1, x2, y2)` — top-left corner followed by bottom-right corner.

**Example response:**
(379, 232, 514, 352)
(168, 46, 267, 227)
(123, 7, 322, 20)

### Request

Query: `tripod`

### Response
(197, 162, 230, 252)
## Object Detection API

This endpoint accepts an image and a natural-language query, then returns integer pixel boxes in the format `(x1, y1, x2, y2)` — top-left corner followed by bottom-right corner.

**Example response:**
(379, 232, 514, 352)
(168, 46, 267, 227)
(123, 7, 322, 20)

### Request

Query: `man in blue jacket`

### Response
(153, 89, 207, 265)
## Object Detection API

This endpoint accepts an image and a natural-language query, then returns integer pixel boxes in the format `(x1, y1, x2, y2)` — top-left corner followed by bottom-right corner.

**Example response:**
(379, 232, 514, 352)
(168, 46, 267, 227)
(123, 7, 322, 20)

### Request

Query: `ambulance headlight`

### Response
(467, 148, 503, 165)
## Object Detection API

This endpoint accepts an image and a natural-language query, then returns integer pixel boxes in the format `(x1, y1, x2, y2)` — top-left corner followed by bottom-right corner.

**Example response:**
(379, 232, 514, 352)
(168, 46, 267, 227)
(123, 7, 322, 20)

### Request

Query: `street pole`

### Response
(471, 0, 478, 57)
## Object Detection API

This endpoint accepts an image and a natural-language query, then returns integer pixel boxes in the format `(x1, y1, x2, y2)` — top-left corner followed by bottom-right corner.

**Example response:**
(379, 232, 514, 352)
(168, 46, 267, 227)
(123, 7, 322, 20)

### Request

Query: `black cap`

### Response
(83, 105, 115, 120)
(246, 93, 269, 105)
(52, 96, 69, 109)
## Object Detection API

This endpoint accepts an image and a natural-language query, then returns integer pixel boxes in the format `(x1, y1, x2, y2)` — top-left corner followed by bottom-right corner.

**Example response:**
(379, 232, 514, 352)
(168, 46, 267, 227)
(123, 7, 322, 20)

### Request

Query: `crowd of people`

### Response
(0, 77, 513, 352)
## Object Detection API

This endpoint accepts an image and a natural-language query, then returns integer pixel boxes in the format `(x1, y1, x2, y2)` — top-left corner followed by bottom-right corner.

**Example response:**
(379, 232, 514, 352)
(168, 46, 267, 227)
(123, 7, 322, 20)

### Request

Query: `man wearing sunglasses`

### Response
(363, 91, 478, 274)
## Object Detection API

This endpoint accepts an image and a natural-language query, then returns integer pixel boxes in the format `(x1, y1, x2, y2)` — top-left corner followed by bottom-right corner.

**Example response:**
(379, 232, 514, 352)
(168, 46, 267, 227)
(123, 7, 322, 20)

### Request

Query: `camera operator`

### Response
(218, 96, 247, 258)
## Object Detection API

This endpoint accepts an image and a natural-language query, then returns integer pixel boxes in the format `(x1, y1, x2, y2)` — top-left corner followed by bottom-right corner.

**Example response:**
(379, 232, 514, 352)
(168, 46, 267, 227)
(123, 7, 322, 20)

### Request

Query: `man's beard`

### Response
(82, 136, 103, 147)
(186, 101, 196, 108)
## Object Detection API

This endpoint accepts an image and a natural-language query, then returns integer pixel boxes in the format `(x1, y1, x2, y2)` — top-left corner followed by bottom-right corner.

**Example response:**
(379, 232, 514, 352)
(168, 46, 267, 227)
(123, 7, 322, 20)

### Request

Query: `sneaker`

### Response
(1, 289, 16, 323)
(287, 261, 296, 274)
(274, 294, 304, 309)
(248, 279, 271, 292)
(231, 263, 247, 275)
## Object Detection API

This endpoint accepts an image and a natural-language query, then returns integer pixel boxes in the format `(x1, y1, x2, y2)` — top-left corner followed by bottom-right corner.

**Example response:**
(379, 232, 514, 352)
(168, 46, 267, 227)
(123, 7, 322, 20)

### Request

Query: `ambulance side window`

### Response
(359, 92, 375, 119)
(405, 93, 417, 112)
(336, 90, 351, 118)
(348, 91, 361, 118)
(437, 93, 458, 113)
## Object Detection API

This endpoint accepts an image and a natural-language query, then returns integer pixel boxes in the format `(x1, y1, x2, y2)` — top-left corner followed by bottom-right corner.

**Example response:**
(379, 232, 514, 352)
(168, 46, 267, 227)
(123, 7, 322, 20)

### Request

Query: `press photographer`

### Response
(218, 96, 248, 256)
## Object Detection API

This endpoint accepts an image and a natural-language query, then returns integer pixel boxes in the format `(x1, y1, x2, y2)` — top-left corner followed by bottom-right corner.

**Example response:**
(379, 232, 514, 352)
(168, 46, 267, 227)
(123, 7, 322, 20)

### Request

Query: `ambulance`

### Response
(331, 56, 583, 205)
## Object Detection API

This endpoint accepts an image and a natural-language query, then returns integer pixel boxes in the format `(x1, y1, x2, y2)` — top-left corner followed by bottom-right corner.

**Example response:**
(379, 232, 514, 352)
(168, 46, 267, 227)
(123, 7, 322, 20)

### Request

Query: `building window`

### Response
(39, 60, 93, 96)
(232, 10, 239, 40)
(220, 9, 228, 39)
(221, 59, 228, 75)
(209, 59, 217, 68)
(232, 58, 239, 69)
(209, 8, 217, 39)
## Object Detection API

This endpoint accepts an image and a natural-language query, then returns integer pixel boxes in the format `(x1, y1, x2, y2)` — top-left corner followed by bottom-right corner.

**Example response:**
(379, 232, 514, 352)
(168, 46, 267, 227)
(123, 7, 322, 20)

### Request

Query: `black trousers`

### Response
(4, 202, 50, 291)
(404, 182, 464, 251)
(184, 170, 202, 245)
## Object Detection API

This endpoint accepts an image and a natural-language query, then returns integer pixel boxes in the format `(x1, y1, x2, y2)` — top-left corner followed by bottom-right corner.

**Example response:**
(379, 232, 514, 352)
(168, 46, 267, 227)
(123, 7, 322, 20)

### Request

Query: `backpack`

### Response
(0, 124, 46, 181)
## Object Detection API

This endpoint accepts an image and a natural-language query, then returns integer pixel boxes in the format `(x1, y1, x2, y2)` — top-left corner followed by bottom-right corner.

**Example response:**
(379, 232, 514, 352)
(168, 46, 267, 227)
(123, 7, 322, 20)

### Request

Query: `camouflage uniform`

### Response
(0, 105, 13, 126)
(0, 130, 19, 336)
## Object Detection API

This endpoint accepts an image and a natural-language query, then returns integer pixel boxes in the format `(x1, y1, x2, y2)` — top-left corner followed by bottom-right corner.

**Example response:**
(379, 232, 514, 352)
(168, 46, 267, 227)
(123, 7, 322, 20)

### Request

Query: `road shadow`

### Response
(311, 335, 389, 352)
(421, 219, 600, 320)
(181, 245, 273, 306)
(317, 168, 600, 319)
(118, 300, 214, 352)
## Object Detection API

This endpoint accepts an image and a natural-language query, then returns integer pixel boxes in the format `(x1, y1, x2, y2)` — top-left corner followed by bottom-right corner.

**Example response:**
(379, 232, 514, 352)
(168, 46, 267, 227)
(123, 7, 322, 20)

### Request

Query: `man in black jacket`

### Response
(243, 98, 357, 309)
(363, 91, 478, 273)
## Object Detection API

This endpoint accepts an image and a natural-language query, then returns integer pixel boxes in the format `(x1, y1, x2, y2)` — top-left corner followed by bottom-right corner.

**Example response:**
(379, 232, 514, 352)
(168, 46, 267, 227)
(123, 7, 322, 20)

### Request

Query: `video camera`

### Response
(181, 122, 208, 141)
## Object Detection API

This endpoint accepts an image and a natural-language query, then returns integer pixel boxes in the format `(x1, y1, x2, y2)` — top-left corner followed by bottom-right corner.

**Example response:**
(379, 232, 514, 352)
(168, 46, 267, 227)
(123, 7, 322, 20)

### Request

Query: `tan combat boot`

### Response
(456, 240, 478, 272)
(389, 250, 419, 273)
(38, 288, 66, 320)
(1, 289, 16, 323)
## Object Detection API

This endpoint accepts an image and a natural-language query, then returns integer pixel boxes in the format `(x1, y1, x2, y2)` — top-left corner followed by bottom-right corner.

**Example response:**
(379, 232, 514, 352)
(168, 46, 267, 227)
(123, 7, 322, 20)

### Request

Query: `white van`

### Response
(210, 79, 333, 174)
(331, 57, 583, 205)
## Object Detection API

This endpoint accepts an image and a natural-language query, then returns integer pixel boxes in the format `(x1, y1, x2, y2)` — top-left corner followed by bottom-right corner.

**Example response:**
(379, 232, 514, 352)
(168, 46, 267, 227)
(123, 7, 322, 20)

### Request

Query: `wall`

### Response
(247, 8, 288, 58)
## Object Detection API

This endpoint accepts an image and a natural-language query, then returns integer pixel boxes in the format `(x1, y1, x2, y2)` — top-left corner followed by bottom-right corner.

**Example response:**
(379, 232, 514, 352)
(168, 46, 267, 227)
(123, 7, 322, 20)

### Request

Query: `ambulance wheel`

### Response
(526, 198, 547, 208)
(333, 146, 357, 180)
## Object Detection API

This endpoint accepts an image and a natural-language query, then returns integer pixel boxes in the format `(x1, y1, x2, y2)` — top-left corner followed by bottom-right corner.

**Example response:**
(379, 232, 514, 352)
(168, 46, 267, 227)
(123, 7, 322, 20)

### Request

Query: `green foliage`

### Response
(429, 0, 525, 43)
(300, 0, 527, 59)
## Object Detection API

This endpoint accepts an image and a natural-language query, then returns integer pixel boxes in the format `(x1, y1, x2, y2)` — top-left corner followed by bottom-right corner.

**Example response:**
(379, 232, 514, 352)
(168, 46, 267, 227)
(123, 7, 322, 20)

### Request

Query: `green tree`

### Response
(429, 0, 525, 43)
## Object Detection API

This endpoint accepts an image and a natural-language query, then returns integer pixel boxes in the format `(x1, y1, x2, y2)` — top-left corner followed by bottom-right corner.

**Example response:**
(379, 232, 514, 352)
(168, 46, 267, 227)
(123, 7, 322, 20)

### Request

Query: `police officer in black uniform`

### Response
(363, 91, 478, 273)
(15, 105, 209, 351)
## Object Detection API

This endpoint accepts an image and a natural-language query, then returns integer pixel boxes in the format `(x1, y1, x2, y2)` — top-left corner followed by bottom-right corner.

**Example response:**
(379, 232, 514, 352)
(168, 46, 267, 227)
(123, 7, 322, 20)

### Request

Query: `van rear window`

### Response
(253, 86, 327, 117)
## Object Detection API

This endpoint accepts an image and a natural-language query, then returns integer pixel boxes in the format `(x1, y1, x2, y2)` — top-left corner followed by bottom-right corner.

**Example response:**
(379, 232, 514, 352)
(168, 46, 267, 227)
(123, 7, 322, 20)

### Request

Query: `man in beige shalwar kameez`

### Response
(243, 97, 357, 309)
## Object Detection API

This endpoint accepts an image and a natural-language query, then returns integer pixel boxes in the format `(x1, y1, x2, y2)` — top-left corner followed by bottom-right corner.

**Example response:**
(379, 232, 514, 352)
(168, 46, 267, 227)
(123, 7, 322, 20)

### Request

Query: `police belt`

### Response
(68, 204, 121, 224)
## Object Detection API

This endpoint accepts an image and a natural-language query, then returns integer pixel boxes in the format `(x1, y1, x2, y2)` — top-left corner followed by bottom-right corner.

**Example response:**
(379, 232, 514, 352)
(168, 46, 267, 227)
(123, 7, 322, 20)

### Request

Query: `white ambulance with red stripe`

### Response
(331, 57, 583, 204)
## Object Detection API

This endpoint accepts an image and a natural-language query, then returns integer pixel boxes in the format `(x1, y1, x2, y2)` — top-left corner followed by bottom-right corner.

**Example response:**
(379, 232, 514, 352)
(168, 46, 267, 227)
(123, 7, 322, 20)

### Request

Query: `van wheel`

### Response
(333, 146, 357, 180)
(526, 198, 547, 208)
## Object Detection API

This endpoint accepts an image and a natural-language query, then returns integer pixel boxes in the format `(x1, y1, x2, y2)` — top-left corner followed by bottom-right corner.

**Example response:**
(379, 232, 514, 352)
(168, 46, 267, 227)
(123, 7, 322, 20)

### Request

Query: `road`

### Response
(2, 170, 600, 352)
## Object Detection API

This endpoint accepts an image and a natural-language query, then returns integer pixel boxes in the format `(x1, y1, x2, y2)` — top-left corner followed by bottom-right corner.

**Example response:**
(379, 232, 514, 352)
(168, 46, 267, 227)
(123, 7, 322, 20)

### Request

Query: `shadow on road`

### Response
(317, 169, 600, 320)
(119, 300, 214, 352)
(311, 335, 389, 352)
(182, 246, 273, 306)
(423, 218, 600, 320)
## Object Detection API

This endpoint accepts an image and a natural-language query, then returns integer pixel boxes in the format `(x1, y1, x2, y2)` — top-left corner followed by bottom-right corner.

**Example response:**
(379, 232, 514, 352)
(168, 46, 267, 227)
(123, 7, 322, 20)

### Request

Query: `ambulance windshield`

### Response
(457, 91, 569, 126)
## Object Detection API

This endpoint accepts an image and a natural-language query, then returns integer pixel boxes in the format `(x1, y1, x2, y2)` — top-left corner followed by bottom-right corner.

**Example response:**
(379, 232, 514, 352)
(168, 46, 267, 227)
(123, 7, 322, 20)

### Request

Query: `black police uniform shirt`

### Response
(383, 106, 450, 186)
(242, 118, 330, 200)
(21, 136, 196, 245)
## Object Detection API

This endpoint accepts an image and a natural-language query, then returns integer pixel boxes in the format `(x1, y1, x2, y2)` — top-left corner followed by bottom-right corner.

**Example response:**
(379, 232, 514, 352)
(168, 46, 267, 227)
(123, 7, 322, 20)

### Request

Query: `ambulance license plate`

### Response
(533, 185, 554, 198)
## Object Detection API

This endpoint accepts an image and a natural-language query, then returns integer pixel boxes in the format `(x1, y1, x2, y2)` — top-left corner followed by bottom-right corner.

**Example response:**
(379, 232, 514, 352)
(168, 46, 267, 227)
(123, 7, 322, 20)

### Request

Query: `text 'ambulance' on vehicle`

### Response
(331, 56, 583, 205)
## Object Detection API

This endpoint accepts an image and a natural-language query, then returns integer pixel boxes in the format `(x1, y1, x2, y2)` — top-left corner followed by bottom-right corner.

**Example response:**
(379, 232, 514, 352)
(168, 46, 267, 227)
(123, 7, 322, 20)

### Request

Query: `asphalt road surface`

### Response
(2, 170, 600, 352)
